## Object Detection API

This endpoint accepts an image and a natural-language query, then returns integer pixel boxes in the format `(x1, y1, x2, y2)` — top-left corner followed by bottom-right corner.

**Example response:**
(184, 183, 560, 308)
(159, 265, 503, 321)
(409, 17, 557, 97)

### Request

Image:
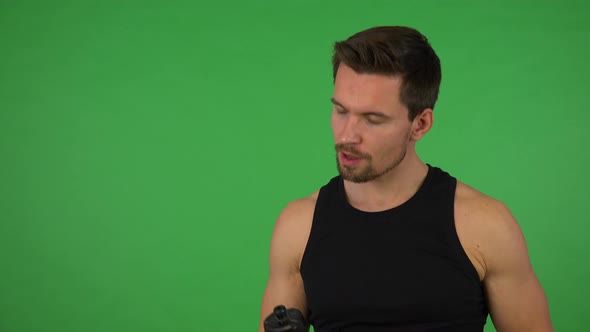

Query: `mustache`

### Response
(335, 144, 370, 159)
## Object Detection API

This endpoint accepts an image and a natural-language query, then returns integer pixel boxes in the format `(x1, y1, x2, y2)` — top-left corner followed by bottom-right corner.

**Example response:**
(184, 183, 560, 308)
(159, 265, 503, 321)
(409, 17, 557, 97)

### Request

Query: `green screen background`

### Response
(1, 1, 588, 331)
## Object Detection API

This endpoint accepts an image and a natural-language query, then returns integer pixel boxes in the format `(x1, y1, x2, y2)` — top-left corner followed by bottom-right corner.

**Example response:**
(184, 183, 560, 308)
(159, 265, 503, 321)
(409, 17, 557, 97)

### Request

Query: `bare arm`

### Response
(478, 199, 554, 332)
(258, 198, 315, 332)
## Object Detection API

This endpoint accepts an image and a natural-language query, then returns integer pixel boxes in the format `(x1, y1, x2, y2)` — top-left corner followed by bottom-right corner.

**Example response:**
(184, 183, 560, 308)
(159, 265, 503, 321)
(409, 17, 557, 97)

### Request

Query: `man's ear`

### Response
(410, 108, 433, 141)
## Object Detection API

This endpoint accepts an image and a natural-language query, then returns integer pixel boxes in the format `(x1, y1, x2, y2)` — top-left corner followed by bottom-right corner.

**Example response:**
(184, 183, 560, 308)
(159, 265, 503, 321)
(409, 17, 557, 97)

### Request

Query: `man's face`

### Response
(331, 63, 414, 183)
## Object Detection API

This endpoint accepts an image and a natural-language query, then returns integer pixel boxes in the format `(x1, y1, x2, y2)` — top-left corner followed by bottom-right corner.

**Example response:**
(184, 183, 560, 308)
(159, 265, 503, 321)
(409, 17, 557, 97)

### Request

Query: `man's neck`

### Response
(342, 156, 429, 212)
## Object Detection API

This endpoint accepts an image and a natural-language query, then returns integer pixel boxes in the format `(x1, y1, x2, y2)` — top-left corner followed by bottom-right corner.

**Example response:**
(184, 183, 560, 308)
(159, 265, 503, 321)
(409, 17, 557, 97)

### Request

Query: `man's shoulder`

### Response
(276, 191, 319, 226)
(276, 175, 339, 225)
(271, 189, 320, 240)
(269, 191, 320, 269)
(455, 180, 514, 224)
(454, 180, 526, 278)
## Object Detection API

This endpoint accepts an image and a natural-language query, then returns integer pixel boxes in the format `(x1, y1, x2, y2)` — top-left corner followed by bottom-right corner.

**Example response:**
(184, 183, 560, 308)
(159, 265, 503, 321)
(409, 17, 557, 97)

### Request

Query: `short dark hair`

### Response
(332, 26, 442, 120)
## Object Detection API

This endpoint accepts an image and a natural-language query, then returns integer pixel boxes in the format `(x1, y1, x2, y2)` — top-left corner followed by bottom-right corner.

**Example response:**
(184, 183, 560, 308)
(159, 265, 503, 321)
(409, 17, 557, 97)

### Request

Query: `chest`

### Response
(300, 217, 485, 326)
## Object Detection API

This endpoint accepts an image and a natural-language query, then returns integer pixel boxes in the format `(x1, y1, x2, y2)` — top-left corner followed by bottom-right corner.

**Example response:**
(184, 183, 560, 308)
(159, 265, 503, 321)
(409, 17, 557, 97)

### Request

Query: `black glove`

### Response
(263, 305, 309, 332)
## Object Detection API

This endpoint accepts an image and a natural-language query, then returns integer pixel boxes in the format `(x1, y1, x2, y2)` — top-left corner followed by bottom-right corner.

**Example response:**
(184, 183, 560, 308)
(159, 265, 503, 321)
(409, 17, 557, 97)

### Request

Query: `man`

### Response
(259, 26, 553, 332)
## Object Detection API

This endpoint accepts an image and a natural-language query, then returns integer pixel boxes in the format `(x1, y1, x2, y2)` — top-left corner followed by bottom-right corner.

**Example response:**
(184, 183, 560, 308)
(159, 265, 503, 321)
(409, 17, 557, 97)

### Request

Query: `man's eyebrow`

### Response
(330, 97, 390, 118)
(330, 97, 347, 110)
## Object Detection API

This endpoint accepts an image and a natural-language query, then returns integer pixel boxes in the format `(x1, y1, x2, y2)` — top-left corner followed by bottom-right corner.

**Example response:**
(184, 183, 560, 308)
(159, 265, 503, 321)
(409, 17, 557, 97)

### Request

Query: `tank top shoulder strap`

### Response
(306, 175, 341, 237)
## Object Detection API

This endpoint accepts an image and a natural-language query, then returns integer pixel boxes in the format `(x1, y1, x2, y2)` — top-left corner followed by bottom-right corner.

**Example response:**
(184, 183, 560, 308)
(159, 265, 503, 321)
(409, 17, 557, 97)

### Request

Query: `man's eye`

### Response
(366, 116, 383, 124)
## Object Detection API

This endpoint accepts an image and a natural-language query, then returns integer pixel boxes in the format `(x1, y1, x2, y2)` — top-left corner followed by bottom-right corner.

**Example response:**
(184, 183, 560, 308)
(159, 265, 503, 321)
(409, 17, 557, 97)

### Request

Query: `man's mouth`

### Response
(342, 152, 360, 160)
(339, 151, 363, 165)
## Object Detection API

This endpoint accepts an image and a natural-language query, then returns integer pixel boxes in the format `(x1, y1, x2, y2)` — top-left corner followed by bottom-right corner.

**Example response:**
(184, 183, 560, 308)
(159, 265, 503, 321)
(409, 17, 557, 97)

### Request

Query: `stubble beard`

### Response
(336, 134, 410, 183)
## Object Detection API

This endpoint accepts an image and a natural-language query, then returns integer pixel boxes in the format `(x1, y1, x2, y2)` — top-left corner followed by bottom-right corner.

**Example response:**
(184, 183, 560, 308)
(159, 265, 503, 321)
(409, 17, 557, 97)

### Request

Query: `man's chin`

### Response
(338, 167, 373, 183)
(341, 175, 374, 183)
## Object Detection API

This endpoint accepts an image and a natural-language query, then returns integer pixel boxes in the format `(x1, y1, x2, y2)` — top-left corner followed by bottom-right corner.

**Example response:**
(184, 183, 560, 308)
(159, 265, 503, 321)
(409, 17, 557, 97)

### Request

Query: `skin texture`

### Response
(258, 63, 554, 332)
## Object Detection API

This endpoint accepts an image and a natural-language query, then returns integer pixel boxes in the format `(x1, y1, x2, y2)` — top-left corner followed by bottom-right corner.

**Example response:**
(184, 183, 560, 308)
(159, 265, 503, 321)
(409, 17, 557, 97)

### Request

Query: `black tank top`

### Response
(300, 165, 489, 332)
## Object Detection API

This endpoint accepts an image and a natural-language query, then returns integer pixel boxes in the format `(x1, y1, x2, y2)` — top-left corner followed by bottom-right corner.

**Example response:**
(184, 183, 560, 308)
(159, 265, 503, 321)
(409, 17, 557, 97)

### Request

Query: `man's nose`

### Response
(338, 117, 362, 144)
